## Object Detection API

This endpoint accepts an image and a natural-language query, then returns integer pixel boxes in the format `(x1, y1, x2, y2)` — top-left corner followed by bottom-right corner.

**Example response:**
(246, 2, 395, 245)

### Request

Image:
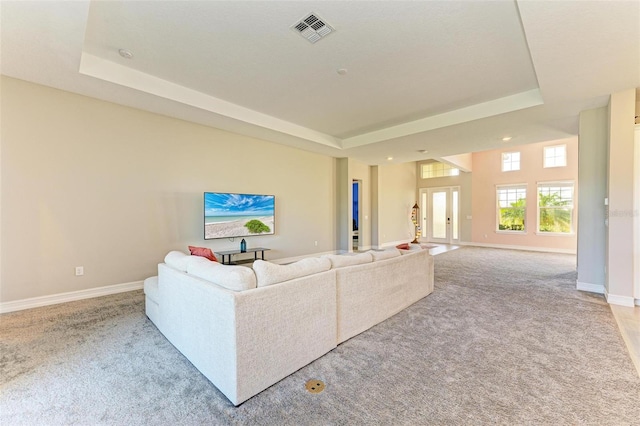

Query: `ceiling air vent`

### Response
(292, 13, 334, 44)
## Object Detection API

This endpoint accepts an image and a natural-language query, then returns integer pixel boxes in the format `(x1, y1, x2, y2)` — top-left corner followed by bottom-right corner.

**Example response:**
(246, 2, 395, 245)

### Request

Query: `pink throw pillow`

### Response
(396, 243, 410, 250)
(188, 246, 218, 262)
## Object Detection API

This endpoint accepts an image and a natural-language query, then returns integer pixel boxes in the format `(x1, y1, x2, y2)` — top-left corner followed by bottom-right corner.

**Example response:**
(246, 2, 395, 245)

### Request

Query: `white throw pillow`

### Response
(187, 259, 257, 292)
(323, 252, 373, 268)
(253, 257, 331, 287)
(164, 251, 192, 272)
(368, 248, 401, 261)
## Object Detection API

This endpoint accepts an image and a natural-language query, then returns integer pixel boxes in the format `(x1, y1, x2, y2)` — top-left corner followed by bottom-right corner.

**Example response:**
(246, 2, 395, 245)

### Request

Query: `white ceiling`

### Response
(2, 1, 639, 165)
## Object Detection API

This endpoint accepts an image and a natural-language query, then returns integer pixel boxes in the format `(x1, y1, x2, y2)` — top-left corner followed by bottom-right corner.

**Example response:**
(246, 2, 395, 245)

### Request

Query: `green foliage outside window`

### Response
(539, 192, 572, 233)
(499, 198, 525, 231)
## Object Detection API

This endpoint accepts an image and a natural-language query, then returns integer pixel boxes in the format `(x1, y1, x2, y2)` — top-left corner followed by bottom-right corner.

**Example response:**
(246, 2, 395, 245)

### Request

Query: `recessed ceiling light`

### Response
(337, 68, 348, 75)
(118, 49, 133, 59)
(418, 149, 428, 154)
(502, 136, 512, 142)
(387, 156, 393, 161)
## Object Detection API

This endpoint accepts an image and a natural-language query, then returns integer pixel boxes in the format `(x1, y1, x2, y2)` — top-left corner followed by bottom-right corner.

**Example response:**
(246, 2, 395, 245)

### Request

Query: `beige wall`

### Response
(375, 162, 417, 246)
(470, 137, 579, 251)
(1, 77, 336, 302)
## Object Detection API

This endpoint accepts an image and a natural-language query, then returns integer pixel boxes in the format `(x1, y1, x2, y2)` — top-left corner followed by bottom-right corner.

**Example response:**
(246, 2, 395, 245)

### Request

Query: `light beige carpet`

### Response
(1, 247, 639, 425)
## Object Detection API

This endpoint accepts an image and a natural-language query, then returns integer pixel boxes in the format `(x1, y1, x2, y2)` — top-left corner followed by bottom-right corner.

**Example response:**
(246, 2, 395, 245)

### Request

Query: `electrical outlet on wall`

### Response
(75, 266, 84, 276)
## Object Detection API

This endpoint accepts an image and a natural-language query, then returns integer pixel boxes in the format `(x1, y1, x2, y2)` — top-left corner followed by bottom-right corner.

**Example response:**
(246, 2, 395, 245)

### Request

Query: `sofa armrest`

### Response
(157, 264, 239, 399)
(156, 263, 337, 406)
(233, 269, 337, 404)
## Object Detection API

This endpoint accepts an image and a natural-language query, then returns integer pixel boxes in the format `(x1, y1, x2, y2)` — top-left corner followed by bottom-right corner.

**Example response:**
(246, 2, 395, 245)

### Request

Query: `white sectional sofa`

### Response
(144, 247, 434, 406)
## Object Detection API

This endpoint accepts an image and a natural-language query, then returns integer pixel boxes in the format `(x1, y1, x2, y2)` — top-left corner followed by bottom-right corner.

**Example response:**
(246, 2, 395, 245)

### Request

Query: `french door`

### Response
(420, 186, 460, 244)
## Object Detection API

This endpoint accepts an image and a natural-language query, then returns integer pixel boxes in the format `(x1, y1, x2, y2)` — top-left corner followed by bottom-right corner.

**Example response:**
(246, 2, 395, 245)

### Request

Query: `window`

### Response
(421, 162, 459, 179)
(497, 185, 526, 232)
(538, 182, 574, 234)
(502, 152, 520, 172)
(543, 145, 566, 168)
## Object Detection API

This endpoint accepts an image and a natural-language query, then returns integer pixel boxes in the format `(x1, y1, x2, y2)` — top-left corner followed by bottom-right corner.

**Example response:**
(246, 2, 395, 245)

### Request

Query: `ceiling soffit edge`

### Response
(341, 89, 544, 149)
(80, 49, 547, 152)
(79, 0, 546, 157)
(78, 52, 343, 150)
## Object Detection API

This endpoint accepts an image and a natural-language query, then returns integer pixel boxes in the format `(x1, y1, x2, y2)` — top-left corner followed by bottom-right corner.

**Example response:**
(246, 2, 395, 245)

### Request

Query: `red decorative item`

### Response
(188, 246, 218, 262)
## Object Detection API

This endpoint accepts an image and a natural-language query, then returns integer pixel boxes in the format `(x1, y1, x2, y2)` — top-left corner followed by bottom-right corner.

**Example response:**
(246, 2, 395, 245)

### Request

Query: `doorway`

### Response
(420, 186, 460, 244)
(352, 180, 362, 250)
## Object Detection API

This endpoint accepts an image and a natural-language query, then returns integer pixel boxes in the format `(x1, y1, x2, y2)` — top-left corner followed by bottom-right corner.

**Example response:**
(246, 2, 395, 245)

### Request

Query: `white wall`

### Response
(1, 77, 336, 302)
(606, 89, 636, 306)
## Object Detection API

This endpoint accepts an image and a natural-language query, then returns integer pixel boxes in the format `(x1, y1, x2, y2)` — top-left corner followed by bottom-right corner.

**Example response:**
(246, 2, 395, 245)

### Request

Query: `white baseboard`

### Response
(0, 281, 144, 314)
(604, 289, 636, 307)
(576, 281, 605, 294)
(459, 241, 576, 254)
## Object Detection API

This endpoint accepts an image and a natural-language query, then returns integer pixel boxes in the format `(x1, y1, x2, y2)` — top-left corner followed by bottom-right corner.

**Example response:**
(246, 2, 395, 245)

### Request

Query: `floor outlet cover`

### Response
(305, 379, 326, 394)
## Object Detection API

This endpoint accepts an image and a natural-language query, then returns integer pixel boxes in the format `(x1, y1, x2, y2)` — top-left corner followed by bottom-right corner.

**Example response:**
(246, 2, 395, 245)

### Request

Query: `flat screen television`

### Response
(204, 192, 275, 240)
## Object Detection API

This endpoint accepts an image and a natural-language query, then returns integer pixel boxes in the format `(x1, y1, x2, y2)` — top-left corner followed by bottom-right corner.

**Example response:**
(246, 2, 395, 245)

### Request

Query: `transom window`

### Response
(497, 185, 526, 232)
(502, 152, 521, 172)
(543, 145, 567, 168)
(538, 182, 574, 234)
(421, 162, 460, 179)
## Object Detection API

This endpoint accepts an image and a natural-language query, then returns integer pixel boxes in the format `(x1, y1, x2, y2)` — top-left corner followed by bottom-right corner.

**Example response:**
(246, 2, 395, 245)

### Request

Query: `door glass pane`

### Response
(432, 191, 447, 239)
(452, 190, 459, 240)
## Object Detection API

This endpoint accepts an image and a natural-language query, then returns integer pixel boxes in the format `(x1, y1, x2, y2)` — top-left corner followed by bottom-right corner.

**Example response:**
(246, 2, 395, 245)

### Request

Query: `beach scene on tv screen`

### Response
(205, 192, 275, 239)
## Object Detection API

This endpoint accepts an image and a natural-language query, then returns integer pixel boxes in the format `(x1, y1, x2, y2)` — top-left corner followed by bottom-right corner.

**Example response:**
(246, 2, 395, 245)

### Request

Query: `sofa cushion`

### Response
(164, 251, 193, 272)
(368, 248, 402, 261)
(253, 257, 331, 287)
(323, 252, 373, 269)
(187, 258, 257, 291)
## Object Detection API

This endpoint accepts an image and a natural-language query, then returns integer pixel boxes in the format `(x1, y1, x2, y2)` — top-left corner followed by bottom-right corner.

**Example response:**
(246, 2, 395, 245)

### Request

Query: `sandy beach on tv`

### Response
(205, 216, 274, 239)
